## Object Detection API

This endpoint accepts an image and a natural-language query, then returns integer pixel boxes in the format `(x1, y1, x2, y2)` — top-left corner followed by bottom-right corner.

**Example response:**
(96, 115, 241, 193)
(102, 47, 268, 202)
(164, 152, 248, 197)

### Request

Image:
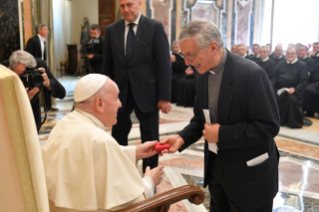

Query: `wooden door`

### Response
(99, 0, 116, 37)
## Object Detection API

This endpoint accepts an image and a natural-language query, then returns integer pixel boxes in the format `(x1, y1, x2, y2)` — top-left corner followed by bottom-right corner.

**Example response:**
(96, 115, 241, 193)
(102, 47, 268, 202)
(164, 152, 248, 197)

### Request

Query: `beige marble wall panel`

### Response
(192, 2, 218, 25)
(152, 0, 172, 39)
(236, 0, 252, 45)
(23, 0, 33, 46)
(176, 0, 182, 40)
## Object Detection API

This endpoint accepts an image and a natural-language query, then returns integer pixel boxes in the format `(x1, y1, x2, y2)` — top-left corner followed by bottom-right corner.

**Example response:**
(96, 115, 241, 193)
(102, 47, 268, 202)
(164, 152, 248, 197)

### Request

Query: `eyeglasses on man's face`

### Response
(184, 47, 204, 61)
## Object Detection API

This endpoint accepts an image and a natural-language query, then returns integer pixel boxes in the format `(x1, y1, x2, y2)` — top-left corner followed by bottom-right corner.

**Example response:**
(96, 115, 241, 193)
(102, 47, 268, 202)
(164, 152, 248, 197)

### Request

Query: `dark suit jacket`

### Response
(25, 35, 47, 61)
(178, 50, 280, 211)
(88, 36, 104, 73)
(103, 15, 171, 113)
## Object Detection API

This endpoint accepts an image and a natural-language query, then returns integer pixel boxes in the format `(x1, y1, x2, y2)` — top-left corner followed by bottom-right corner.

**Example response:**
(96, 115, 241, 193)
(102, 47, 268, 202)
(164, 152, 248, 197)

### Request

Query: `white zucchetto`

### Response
(74, 74, 107, 102)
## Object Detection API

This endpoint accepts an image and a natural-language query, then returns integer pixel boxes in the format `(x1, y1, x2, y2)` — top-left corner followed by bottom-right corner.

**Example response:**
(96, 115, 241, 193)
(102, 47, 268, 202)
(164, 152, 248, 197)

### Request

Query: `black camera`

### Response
(20, 67, 44, 90)
(80, 39, 96, 56)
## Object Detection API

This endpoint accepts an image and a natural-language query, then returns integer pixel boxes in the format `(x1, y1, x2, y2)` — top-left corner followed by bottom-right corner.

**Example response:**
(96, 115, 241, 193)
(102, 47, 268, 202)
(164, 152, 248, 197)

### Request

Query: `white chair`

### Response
(0, 65, 50, 212)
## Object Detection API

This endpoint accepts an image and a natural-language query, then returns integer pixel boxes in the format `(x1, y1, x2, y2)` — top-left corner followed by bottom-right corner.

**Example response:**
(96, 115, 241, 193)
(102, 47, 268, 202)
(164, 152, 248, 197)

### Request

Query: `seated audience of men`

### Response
(272, 47, 308, 128)
(256, 46, 276, 82)
(272, 45, 286, 65)
(252, 43, 260, 62)
(5, 50, 65, 132)
(236, 44, 253, 60)
(42, 74, 164, 212)
(171, 41, 188, 103)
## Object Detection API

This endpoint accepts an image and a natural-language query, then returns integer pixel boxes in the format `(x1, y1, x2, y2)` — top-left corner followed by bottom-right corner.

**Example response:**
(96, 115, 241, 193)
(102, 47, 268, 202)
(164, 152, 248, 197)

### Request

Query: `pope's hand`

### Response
(159, 134, 184, 156)
(144, 165, 164, 186)
(136, 141, 158, 160)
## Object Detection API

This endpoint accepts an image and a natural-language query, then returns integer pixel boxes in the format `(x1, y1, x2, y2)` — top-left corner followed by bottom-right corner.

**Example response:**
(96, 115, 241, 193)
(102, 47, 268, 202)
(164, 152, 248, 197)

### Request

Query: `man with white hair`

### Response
(42, 74, 164, 212)
(7, 50, 65, 132)
(272, 45, 285, 65)
(256, 46, 276, 83)
(161, 20, 280, 212)
(236, 44, 253, 60)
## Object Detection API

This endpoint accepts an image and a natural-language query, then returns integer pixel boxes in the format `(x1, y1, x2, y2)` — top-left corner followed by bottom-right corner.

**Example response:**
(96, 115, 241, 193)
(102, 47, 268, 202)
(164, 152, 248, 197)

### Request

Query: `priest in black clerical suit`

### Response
(273, 47, 308, 128)
(252, 44, 261, 62)
(272, 45, 285, 65)
(162, 20, 279, 212)
(103, 1, 171, 172)
(236, 44, 254, 60)
(311, 42, 319, 64)
(257, 46, 276, 83)
(298, 45, 316, 83)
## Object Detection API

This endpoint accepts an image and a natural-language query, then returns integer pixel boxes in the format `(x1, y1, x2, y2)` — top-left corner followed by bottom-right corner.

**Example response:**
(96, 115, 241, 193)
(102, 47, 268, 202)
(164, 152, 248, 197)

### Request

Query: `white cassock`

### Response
(42, 109, 154, 212)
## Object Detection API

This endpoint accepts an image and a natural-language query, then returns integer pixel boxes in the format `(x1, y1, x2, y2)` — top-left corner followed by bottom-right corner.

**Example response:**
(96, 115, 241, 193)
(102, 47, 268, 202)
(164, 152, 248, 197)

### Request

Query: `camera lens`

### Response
(32, 75, 44, 87)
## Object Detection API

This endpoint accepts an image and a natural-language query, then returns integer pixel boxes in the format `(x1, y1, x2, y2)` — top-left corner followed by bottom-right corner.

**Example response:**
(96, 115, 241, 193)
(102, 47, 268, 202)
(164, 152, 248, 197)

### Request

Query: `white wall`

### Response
(53, 0, 71, 69)
(70, 0, 99, 45)
(53, 0, 98, 71)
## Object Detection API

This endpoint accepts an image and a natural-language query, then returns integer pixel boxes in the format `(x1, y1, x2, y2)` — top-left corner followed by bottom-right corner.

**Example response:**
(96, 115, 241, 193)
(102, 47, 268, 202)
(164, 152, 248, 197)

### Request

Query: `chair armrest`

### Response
(115, 185, 205, 212)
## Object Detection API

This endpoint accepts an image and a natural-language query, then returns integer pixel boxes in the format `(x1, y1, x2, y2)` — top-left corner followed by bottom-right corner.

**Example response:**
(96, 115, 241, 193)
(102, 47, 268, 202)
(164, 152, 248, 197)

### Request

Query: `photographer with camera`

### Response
(79, 24, 104, 74)
(7, 50, 66, 133)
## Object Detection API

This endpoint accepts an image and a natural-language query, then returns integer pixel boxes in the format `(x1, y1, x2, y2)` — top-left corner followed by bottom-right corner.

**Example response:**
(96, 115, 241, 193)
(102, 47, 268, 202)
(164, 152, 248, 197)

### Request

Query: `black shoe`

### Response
(303, 118, 313, 126)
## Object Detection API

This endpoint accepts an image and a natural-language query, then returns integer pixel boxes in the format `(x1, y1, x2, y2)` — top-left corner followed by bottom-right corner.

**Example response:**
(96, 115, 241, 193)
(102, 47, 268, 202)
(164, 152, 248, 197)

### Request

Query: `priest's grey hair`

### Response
(9, 50, 36, 70)
(260, 46, 270, 52)
(287, 46, 298, 54)
(178, 19, 224, 49)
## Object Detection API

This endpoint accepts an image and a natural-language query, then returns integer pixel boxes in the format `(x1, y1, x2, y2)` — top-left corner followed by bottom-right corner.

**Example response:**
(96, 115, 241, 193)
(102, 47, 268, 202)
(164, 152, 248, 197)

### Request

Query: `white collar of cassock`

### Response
(75, 108, 106, 130)
(316, 53, 319, 57)
(262, 56, 269, 62)
(303, 55, 308, 59)
(37, 34, 45, 42)
(255, 54, 260, 58)
(243, 53, 247, 58)
(125, 12, 141, 26)
(287, 58, 298, 64)
(274, 55, 282, 59)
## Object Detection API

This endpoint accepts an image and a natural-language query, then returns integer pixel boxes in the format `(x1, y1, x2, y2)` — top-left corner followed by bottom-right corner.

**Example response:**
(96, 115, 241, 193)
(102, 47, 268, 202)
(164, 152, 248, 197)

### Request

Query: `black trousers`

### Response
(112, 88, 159, 173)
(208, 152, 273, 212)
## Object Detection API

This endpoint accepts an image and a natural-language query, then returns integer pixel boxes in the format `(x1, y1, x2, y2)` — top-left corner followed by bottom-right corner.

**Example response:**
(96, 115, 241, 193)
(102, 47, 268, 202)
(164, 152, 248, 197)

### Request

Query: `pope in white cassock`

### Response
(42, 74, 164, 212)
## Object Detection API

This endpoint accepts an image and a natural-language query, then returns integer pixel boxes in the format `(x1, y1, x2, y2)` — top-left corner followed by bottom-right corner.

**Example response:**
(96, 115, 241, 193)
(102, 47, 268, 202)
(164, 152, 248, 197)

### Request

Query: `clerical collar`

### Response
(316, 52, 319, 57)
(262, 56, 269, 62)
(209, 49, 227, 75)
(274, 55, 282, 59)
(255, 55, 260, 58)
(287, 58, 298, 64)
(303, 55, 308, 59)
(242, 53, 247, 58)
(37, 34, 45, 42)
(74, 108, 106, 130)
(125, 12, 141, 26)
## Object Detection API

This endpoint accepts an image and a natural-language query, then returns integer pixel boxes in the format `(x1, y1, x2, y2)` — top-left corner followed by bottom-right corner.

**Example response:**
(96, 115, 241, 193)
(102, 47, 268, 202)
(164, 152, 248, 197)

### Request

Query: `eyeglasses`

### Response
(184, 47, 203, 61)
(286, 52, 296, 56)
